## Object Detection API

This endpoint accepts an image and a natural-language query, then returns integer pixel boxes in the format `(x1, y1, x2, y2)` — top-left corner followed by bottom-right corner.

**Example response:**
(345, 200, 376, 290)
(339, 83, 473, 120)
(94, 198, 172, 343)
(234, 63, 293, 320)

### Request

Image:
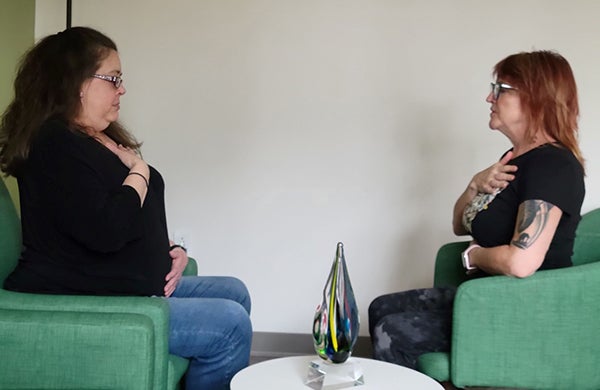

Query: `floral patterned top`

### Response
(462, 188, 502, 233)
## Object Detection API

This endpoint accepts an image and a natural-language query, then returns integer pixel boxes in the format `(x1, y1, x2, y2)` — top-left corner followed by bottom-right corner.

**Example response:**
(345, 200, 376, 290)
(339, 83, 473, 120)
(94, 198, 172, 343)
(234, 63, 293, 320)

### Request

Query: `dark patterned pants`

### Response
(368, 287, 457, 369)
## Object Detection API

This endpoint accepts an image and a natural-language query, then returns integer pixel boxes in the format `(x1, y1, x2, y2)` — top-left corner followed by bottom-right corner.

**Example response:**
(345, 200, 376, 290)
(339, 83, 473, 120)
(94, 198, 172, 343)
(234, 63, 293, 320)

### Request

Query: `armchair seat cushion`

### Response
(416, 352, 450, 382)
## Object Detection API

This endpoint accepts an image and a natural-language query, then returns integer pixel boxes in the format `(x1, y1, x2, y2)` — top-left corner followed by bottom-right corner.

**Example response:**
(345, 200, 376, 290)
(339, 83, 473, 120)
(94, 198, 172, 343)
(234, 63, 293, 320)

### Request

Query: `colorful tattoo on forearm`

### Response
(511, 200, 554, 249)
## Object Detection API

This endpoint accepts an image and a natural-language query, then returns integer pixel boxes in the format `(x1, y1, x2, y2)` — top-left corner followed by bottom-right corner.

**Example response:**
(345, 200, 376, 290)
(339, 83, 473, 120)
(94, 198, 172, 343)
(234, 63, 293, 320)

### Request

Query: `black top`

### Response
(471, 144, 585, 270)
(4, 120, 171, 296)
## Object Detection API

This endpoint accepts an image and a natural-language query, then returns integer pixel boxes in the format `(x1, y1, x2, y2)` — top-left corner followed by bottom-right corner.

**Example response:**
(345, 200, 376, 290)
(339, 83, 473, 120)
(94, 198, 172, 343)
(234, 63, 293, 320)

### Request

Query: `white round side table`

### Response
(231, 355, 443, 389)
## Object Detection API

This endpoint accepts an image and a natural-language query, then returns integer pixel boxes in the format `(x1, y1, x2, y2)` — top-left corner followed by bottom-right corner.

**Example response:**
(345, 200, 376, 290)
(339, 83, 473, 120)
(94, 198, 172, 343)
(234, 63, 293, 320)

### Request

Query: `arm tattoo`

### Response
(511, 200, 554, 249)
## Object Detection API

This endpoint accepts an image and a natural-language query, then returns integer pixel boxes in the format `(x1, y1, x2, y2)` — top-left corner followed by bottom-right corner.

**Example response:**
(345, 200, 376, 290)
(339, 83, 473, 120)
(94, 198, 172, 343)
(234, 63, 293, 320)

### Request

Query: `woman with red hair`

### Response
(369, 51, 585, 385)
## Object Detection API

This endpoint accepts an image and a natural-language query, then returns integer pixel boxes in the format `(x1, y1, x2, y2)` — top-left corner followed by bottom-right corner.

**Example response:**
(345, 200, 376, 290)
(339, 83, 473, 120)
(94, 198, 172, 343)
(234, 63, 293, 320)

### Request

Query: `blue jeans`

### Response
(167, 276, 252, 390)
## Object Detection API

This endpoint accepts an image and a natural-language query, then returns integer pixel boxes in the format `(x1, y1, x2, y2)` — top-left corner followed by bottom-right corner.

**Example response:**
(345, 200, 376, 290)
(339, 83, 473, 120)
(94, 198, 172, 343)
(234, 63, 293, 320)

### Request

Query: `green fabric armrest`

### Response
(418, 241, 468, 381)
(0, 308, 156, 389)
(433, 241, 470, 288)
(0, 290, 175, 390)
(451, 261, 600, 389)
(184, 256, 198, 276)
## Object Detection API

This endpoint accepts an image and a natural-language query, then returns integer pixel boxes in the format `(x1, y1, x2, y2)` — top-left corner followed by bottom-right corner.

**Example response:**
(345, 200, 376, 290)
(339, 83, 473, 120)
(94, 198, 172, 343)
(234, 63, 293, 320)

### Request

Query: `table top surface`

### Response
(231, 355, 443, 389)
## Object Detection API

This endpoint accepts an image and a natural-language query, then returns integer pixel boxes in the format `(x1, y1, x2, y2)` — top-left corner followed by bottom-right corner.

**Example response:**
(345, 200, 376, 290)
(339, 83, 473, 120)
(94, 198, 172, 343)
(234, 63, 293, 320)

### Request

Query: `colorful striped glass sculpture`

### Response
(312, 242, 360, 363)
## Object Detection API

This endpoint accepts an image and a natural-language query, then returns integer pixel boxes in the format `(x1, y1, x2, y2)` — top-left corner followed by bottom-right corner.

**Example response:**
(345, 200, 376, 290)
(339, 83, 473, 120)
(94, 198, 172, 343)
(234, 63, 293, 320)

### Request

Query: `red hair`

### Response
(494, 50, 584, 171)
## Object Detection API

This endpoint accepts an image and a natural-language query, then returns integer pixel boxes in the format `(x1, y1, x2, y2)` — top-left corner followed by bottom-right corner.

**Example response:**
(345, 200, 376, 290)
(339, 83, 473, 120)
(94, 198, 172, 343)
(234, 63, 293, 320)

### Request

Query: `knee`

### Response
(223, 300, 253, 341)
(219, 301, 252, 366)
(369, 292, 398, 317)
(368, 295, 384, 318)
(368, 295, 390, 333)
(223, 277, 252, 314)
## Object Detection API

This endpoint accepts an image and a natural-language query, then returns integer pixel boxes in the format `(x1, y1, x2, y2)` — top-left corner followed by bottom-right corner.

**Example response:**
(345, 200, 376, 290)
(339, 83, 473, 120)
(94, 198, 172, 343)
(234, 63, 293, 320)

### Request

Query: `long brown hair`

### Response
(494, 50, 584, 171)
(0, 27, 140, 177)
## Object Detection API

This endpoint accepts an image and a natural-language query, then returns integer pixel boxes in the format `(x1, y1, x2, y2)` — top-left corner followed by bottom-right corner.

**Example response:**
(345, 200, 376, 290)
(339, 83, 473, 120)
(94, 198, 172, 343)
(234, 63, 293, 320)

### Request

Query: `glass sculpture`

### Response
(312, 242, 360, 364)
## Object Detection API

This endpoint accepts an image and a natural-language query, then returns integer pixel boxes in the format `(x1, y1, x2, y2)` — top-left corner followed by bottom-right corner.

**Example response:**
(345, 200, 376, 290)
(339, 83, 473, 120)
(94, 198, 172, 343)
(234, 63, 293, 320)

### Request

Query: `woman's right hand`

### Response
(469, 151, 518, 194)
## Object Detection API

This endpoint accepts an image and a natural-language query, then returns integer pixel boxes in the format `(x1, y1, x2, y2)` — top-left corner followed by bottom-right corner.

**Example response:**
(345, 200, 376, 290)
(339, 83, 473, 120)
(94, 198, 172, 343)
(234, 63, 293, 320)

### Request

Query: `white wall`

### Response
(35, 0, 600, 335)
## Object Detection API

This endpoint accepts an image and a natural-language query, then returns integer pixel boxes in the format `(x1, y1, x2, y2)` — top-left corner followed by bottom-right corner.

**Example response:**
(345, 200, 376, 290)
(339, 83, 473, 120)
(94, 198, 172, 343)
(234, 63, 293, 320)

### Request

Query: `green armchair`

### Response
(417, 208, 600, 389)
(0, 178, 196, 389)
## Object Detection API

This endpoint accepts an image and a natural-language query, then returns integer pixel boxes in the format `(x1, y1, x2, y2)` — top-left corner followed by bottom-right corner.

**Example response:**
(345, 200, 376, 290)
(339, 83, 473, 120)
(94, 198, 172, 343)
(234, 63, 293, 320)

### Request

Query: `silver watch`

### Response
(461, 244, 481, 270)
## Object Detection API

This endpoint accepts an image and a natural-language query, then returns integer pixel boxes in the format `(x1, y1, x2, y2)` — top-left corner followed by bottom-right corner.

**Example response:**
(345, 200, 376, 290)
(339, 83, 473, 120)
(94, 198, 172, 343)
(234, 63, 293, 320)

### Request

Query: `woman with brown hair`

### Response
(0, 27, 252, 390)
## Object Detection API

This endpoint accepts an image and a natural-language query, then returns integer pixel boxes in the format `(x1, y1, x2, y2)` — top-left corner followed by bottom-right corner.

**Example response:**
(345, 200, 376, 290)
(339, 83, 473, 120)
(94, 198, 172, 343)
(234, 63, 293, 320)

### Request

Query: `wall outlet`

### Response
(172, 230, 188, 250)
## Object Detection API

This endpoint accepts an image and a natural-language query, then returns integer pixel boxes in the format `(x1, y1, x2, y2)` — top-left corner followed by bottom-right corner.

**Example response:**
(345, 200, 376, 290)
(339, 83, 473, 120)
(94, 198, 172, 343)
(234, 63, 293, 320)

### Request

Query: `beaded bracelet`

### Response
(128, 171, 149, 187)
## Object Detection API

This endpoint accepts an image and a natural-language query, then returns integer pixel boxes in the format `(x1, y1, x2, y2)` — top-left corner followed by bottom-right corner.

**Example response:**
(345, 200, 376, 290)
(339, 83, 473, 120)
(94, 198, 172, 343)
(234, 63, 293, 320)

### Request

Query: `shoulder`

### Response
(33, 119, 96, 157)
(515, 144, 584, 214)
(27, 120, 114, 178)
(41, 119, 87, 139)
(34, 119, 88, 149)
(519, 144, 582, 176)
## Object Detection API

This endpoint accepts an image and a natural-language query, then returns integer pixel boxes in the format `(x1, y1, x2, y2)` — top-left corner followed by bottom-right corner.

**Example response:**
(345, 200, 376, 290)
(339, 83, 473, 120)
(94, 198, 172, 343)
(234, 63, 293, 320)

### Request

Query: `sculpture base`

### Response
(304, 358, 364, 390)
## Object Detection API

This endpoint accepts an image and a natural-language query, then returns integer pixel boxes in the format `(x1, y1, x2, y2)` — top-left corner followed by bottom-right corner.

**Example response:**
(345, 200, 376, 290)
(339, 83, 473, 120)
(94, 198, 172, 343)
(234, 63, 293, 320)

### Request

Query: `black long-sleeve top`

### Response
(4, 119, 171, 296)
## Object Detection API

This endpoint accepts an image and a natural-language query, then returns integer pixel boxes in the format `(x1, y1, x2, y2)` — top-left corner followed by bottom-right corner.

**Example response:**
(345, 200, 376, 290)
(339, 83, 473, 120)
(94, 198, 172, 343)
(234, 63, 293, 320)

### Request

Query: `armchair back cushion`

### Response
(0, 178, 21, 283)
(571, 208, 600, 266)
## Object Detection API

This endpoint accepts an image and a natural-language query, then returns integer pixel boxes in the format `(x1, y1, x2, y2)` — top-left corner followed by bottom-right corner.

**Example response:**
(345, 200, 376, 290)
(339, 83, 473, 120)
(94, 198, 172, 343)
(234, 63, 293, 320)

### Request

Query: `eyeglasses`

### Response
(490, 82, 517, 100)
(92, 74, 123, 89)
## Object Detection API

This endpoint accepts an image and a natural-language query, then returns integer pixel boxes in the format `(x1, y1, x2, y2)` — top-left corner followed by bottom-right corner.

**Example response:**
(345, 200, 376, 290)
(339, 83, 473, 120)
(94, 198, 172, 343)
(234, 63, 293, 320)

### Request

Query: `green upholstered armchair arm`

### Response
(0, 289, 179, 390)
(433, 241, 470, 288)
(0, 290, 173, 389)
(184, 256, 198, 276)
(0, 259, 196, 390)
(450, 261, 600, 389)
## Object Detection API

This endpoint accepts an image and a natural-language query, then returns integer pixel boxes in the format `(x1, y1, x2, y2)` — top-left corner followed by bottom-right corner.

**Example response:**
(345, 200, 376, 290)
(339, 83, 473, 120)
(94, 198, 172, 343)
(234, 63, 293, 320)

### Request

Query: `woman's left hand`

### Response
(164, 245, 189, 297)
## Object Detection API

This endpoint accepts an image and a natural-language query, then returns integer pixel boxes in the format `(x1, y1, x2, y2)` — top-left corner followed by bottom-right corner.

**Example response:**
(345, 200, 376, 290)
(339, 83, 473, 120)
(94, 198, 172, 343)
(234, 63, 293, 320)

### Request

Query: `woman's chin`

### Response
(488, 119, 500, 131)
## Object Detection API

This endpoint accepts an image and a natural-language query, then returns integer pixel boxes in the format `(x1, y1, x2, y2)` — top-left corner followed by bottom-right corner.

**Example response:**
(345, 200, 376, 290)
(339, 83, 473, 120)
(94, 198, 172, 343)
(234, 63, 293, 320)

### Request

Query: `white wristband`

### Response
(462, 244, 481, 271)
